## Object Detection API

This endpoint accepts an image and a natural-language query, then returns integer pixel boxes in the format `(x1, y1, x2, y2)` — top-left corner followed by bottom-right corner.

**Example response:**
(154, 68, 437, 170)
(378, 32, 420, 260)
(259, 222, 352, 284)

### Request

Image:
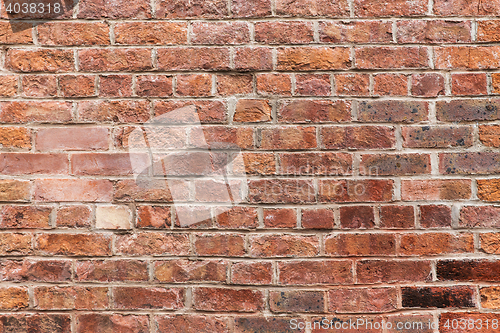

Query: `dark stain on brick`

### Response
(402, 286, 475, 308)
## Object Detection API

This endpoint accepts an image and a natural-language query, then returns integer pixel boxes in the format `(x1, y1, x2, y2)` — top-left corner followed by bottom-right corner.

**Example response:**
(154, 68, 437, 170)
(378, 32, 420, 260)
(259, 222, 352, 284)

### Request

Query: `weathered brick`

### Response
(234, 47, 273, 71)
(114, 179, 189, 202)
(79, 49, 152, 72)
(440, 152, 500, 175)
(56, 205, 92, 228)
(21, 75, 57, 97)
(34, 286, 108, 310)
(452, 73, 488, 95)
(95, 205, 132, 230)
(279, 152, 352, 176)
(194, 233, 245, 256)
(174, 206, 212, 229)
(480, 125, 500, 147)
(256, 21, 313, 44)
(435, 46, 500, 69)
(34, 179, 113, 202)
(340, 206, 375, 229)
(233, 152, 276, 175)
(250, 234, 319, 257)
(115, 232, 190, 256)
(193, 287, 264, 312)
(156, 0, 228, 18)
(217, 75, 252, 96)
(319, 179, 394, 203)
(402, 126, 473, 148)
(270, 290, 325, 313)
(460, 206, 500, 228)
(260, 126, 316, 150)
(231, 261, 273, 285)
(412, 73, 445, 97)
(399, 233, 474, 256)
(257, 74, 291, 96)
(234, 99, 272, 122)
(36, 233, 111, 256)
(335, 74, 370, 96)
(0, 179, 31, 201)
(136, 206, 170, 229)
(437, 99, 500, 121)
(481, 233, 500, 254)
(355, 47, 429, 69)
(158, 47, 230, 71)
(321, 126, 395, 150)
(277, 47, 351, 70)
(0, 205, 51, 229)
(115, 22, 187, 45)
(75, 260, 148, 282)
(5, 49, 74, 72)
(0, 101, 72, 123)
(402, 286, 475, 308)
(397, 20, 471, 43)
(401, 179, 472, 201)
(0, 287, 29, 310)
(114, 287, 184, 310)
(295, 74, 331, 96)
(0, 259, 71, 282)
(279, 100, 350, 123)
(136, 75, 173, 97)
(320, 21, 392, 43)
(0, 75, 18, 97)
(263, 208, 297, 228)
(373, 73, 408, 96)
(420, 205, 452, 228)
(357, 260, 431, 283)
(325, 233, 396, 256)
(301, 208, 335, 229)
(437, 259, 500, 282)
(154, 259, 227, 283)
(276, 0, 349, 17)
(358, 100, 428, 123)
(379, 205, 415, 229)
(154, 100, 226, 123)
(0, 22, 33, 44)
(477, 179, 500, 202)
(478, 20, 500, 42)
(480, 287, 500, 309)
(215, 206, 258, 229)
(0, 233, 32, 255)
(59, 75, 96, 97)
(78, 0, 151, 18)
(192, 22, 249, 45)
(0, 153, 68, 175)
(354, 0, 427, 17)
(278, 260, 353, 285)
(36, 127, 109, 151)
(329, 288, 397, 313)
(76, 314, 149, 333)
(78, 100, 150, 123)
(434, 0, 500, 16)
(99, 75, 132, 97)
(360, 153, 431, 176)
(0, 127, 31, 149)
(38, 22, 110, 46)
(156, 315, 230, 333)
(248, 179, 315, 203)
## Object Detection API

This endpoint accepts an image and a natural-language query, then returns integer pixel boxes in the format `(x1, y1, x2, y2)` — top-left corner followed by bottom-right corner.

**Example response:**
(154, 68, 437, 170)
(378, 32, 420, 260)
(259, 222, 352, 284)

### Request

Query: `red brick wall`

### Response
(1, 0, 500, 331)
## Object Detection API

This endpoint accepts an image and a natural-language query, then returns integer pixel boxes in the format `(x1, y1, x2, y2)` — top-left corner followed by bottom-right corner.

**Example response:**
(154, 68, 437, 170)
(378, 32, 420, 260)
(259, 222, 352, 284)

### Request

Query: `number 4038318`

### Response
(443, 318, 499, 330)
(5, 2, 62, 14)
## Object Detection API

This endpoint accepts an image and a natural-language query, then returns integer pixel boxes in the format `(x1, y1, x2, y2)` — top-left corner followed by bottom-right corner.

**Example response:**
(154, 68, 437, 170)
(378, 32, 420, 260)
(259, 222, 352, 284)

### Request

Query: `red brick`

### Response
(277, 47, 351, 70)
(329, 288, 397, 313)
(480, 125, 500, 147)
(137, 206, 171, 229)
(255, 21, 314, 44)
(478, 20, 500, 42)
(34, 286, 108, 310)
(154, 259, 227, 283)
(0, 259, 71, 282)
(0, 101, 72, 123)
(194, 179, 243, 203)
(0, 75, 18, 96)
(434, 0, 500, 16)
(412, 73, 445, 97)
(0, 153, 68, 175)
(357, 260, 431, 283)
(37, 22, 110, 46)
(151, 152, 229, 176)
(234, 99, 272, 123)
(77, 0, 151, 18)
(380, 205, 415, 229)
(325, 233, 396, 256)
(354, 0, 427, 17)
(115, 232, 190, 256)
(215, 206, 258, 229)
(75, 260, 148, 282)
(400, 233, 474, 256)
(233, 152, 275, 175)
(437, 99, 500, 121)
(397, 20, 471, 43)
(231, 0, 271, 17)
(158, 47, 230, 71)
(56, 205, 92, 228)
(260, 126, 316, 150)
(193, 287, 264, 312)
(136, 75, 173, 97)
(402, 179, 471, 201)
(320, 21, 392, 43)
(358, 100, 428, 123)
(235, 317, 304, 333)
(217, 75, 252, 96)
(481, 234, 500, 254)
(0, 22, 33, 44)
(156, 0, 228, 18)
(36, 233, 111, 256)
(0, 287, 29, 310)
(0, 179, 31, 202)
(440, 313, 500, 333)
(480, 287, 500, 309)
(435, 46, 500, 69)
(113, 287, 183, 310)
(270, 290, 325, 313)
(234, 47, 273, 71)
(452, 73, 488, 95)
(402, 286, 475, 308)
(231, 261, 273, 285)
(335, 74, 370, 96)
(256, 74, 291, 96)
(36, 127, 109, 151)
(34, 179, 113, 202)
(356, 47, 429, 69)
(78, 100, 150, 123)
(114, 179, 189, 203)
(5, 49, 74, 72)
(0, 127, 31, 149)
(278, 100, 350, 123)
(115, 22, 186, 45)
(176, 74, 213, 97)
(301, 208, 335, 229)
(279, 152, 351, 176)
(295, 74, 331, 96)
(59, 75, 96, 97)
(460, 206, 500, 228)
(319, 179, 394, 203)
(192, 22, 249, 45)
(154, 100, 226, 123)
(248, 179, 315, 203)
(403, 125, 472, 148)
(0, 233, 32, 255)
(79, 49, 152, 72)
(385, 314, 433, 333)
(340, 206, 375, 229)
(194, 233, 245, 256)
(156, 315, 230, 333)
(440, 152, 500, 175)
(250, 234, 319, 257)
(21, 75, 57, 97)
(420, 205, 452, 228)
(437, 259, 500, 282)
(477, 179, 500, 202)
(263, 208, 297, 228)
(0, 314, 70, 333)
(76, 314, 149, 333)
(278, 260, 353, 285)
(360, 153, 431, 176)
(99, 75, 132, 97)
(0, 205, 51, 229)
(321, 126, 395, 150)
(373, 73, 408, 96)
(276, 0, 349, 17)
(174, 205, 212, 229)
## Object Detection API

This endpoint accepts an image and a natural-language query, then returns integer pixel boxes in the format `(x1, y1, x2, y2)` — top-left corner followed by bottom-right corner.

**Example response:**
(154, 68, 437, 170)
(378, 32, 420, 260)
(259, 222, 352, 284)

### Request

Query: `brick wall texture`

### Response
(1, 0, 500, 332)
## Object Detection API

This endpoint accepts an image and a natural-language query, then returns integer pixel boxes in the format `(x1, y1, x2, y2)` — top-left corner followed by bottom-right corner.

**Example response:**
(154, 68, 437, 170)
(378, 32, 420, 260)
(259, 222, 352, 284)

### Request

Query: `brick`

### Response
(397, 20, 471, 43)
(78, 0, 151, 18)
(154, 100, 226, 123)
(401, 179, 472, 201)
(435, 46, 500, 69)
(460, 206, 500, 228)
(34, 286, 108, 310)
(75, 260, 148, 282)
(0, 314, 71, 333)
(478, 20, 500, 42)
(0, 22, 32, 44)
(0, 179, 31, 201)
(385, 314, 433, 333)
(193, 287, 263, 312)
(234, 317, 303, 333)
(478, 179, 500, 202)
(156, 0, 228, 18)
(174, 206, 212, 229)
(0, 287, 28, 310)
(480, 287, 500, 309)
(215, 206, 258, 229)
(295, 74, 331, 96)
(0, 101, 72, 123)
(36, 233, 111, 256)
(114, 179, 189, 202)
(38, 22, 110, 46)
(0, 75, 18, 96)
(452, 73, 487, 96)
(0, 233, 32, 255)
(156, 315, 230, 333)
(256, 74, 291, 96)
(277, 47, 351, 70)
(154, 259, 227, 283)
(279, 100, 350, 123)
(21, 75, 57, 97)
(358, 100, 428, 123)
(72, 153, 149, 176)
(248, 179, 315, 203)
(411, 73, 445, 97)
(0, 259, 71, 282)
(177, 74, 213, 97)
(250, 234, 319, 257)
(354, 0, 427, 17)
(400, 233, 474, 256)
(0, 127, 30, 149)
(76, 314, 149, 333)
(355, 47, 429, 69)
(480, 125, 500, 147)
(194, 179, 243, 203)
(151, 152, 230, 176)
(440, 313, 500, 333)
(115, 232, 190, 256)
(357, 260, 431, 284)
(380, 205, 415, 229)
(402, 286, 475, 308)
(320, 21, 392, 43)
(192, 22, 249, 45)
(335, 74, 370, 96)
(217, 75, 252, 96)
(113, 287, 183, 310)
(35, 179, 113, 202)
(231, 0, 271, 17)
(270, 290, 325, 313)
(481, 233, 500, 254)
(59, 75, 96, 97)
(263, 208, 297, 228)
(95, 205, 132, 230)
(115, 22, 186, 45)
(137, 206, 170, 229)
(231, 261, 273, 285)
(434, 0, 500, 16)
(279, 152, 352, 176)
(158, 47, 230, 71)
(255, 21, 314, 44)
(260, 126, 316, 150)
(301, 208, 335, 229)
(325, 233, 396, 256)
(278, 260, 353, 285)
(194, 233, 245, 256)
(136, 75, 173, 97)
(340, 206, 375, 229)
(36, 127, 108, 151)
(5, 49, 74, 72)
(276, 0, 349, 17)
(79, 49, 152, 72)
(56, 205, 92, 228)
(78, 100, 150, 123)
(234, 47, 273, 71)
(403, 126, 472, 148)
(233, 152, 276, 175)
(436, 99, 500, 121)
(373, 73, 408, 96)
(0, 205, 51, 229)
(322, 126, 395, 150)
(0, 153, 68, 175)
(437, 259, 500, 282)
(420, 205, 452, 228)
(329, 288, 397, 313)
(319, 179, 394, 203)
(360, 153, 430, 176)
(440, 152, 500, 175)
(99, 75, 132, 97)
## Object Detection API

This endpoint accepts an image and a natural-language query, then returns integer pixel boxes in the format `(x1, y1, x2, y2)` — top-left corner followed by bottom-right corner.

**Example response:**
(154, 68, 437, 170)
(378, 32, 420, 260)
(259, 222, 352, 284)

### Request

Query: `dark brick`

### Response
(436, 99, 500, 121)
(437, 260, 500, 282)
(402, 286, 475, 308)
(358, 101, 428, 123)
(440, 152, 500, 174)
